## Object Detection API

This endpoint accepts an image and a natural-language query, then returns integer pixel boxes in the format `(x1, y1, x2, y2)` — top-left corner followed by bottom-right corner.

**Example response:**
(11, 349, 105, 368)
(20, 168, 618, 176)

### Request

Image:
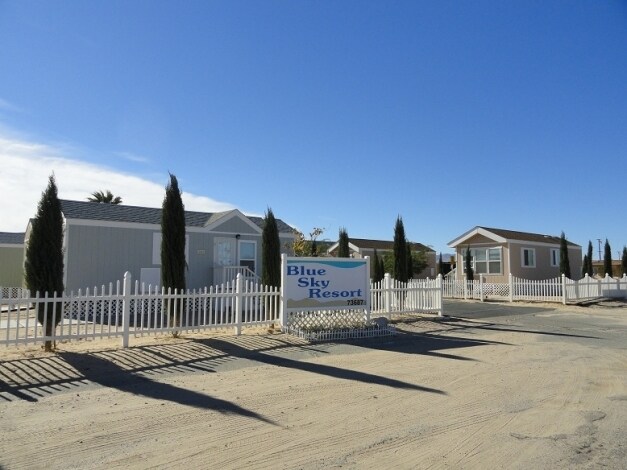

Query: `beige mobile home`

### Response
(449, 227, 582, 282)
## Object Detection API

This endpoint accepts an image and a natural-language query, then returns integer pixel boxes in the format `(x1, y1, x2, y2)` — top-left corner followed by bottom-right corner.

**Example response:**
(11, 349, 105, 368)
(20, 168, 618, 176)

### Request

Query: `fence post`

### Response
(384, 273, 392, 319)
(234, 274, 243, 335)
(508, 273, 514, 302)
(437, 274, 443, 317)
(561, 273, 566, 305)
(479, 274, 484, 302)
(122, 271, 131, 348)
(463, 274, 468, 300)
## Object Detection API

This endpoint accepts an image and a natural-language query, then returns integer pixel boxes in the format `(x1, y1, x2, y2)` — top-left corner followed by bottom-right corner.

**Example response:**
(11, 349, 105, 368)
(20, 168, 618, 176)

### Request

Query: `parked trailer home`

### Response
(23, 200, 296, 292)
(449, 226, 582, 283)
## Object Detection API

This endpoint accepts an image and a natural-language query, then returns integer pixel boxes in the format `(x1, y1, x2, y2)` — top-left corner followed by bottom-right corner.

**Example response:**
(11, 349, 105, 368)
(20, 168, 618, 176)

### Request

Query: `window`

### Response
(465, 247, 502, 274)
(239, 240, 256, 273)
(550, 248, 559, 267)
(521, 248, 536, 268)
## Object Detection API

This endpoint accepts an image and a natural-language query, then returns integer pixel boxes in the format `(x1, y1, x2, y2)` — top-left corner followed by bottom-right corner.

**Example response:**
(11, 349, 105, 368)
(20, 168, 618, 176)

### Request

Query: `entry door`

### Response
(214, 238, 236, 266)
(214, 238, 236, 283)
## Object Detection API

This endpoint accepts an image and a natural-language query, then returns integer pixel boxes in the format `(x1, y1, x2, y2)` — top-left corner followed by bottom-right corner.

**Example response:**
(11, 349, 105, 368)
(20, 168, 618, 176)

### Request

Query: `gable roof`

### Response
(328, 237, 435, 254)
(59, 200, 295, 233)
(0, 232, 25, 245)
(448, 226, 580, 248)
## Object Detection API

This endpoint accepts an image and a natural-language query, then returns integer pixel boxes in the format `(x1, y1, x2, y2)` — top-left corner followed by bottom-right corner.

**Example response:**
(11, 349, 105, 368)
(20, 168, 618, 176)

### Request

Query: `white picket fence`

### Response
(0, 272, 443, 348)
(371, 274, 443, 317)
(442, 273, 627, 304)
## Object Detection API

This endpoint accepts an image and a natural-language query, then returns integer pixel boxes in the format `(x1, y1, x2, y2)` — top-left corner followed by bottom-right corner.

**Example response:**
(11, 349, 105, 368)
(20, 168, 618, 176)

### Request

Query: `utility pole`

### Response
(597, 238, 602, 261)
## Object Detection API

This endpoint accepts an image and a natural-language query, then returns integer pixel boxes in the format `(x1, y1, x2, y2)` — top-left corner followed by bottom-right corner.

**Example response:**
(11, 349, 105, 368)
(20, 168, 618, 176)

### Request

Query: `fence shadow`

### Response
(432, 316, 603, 340)
(338, 328, 508, 361)
(200, 336, 447, 395)
(58, 351, 276, 424)
(0, 344, 275, 425)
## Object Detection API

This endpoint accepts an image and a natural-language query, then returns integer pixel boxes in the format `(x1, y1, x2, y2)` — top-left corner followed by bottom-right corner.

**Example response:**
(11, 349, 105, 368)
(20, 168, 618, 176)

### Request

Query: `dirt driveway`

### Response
(1, 301, 626, 469)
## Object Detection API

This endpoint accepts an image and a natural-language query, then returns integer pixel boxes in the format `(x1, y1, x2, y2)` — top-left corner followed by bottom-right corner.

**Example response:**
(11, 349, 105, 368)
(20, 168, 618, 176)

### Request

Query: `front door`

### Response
(214, 238, 236, 283)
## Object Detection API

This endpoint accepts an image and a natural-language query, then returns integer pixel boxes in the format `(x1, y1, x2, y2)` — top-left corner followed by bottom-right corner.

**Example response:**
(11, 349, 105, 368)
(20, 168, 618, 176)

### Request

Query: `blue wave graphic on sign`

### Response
(287, 260, 365, 269)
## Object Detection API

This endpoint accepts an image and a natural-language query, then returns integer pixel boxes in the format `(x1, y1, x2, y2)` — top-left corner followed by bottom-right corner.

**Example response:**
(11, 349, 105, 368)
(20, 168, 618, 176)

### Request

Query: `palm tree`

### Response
(88, 190, 122, 204)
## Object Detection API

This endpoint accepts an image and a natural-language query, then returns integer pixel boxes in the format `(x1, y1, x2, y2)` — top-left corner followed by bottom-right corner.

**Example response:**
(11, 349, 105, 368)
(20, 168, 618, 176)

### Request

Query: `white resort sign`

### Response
(281, 256, 370, 311)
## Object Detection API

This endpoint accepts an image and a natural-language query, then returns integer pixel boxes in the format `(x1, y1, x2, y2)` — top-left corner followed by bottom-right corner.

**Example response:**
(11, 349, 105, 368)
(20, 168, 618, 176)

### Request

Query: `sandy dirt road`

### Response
(1, 301, 626, 469)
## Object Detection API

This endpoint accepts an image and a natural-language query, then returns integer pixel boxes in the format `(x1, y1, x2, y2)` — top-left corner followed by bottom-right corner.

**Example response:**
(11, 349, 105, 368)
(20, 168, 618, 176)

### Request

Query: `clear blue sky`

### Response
(1, 0, 626, 257)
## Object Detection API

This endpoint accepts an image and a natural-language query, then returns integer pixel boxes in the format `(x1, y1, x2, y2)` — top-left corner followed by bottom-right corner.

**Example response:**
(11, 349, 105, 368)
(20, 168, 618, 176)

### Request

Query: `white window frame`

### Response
(521, 248, 536, 268)
(550, 248, 559, 267)
(464, 247, 502, 275)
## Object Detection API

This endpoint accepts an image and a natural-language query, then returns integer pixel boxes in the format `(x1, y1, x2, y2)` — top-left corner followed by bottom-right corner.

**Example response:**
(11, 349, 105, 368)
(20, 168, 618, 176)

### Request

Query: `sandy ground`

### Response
(1, 302, 626, 469)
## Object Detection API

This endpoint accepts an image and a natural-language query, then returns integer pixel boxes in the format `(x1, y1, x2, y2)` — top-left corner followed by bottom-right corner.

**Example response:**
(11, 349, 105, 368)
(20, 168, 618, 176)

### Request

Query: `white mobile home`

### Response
(24, 200, 296, 291)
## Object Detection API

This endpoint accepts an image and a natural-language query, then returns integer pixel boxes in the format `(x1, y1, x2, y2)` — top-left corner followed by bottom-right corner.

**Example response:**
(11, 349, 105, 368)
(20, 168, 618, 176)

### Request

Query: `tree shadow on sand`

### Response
(58, 351, 276, 425)
(200, 337, 447, 395)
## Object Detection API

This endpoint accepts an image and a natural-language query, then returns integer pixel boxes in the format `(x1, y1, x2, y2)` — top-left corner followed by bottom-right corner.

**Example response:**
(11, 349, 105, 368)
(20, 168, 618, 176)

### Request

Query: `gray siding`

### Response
(0, 246, 24, 286)
(65, 225, 155, 290)
(213, 217, 260, 235)
(187, 232, 216, 287)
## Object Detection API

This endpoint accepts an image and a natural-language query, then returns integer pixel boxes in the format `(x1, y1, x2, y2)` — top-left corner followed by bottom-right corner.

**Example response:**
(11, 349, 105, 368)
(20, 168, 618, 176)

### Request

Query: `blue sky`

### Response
(1, 0, 626, 257)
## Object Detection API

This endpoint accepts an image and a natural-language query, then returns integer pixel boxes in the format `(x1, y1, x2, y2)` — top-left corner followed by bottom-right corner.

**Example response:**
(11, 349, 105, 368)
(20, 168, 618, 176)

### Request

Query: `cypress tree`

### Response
(603, 239, 613, 277)
(586, 241, 594, 276)
(621, 246, 627, 277)
(373, 248, 384, 283)
(25, 174, 65, 351)
(393, 216, 408, 282)
(438, 253, 444, 277)
(406, 243, 413, 279)
(559, 231, 571, 279)
(337, 227, 350, 258)
(465, 246, 474, 282)
(581, 255, 589, 278)
(379, 256, 385, 281)
(310, 239, 318, 257)
(161, 174, 186, 333)
(261, 208, 281, 287)
(161, 174, 187, 292)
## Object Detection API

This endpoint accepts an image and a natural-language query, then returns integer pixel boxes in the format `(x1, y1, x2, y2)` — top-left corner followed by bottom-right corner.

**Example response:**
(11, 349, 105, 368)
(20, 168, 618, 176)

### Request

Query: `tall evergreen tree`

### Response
(437, 253, 444, 277)
(261, 208, 281, 287)
(465, 246, 474, 281)
(378, 256, 385, 281)
(25, 174, 65, 351)
(603, 239, 613, 277)
(337, 227, 350, 258)
(406, 243, 413, 279)
(586, 241, 594, 276)
(559, 231, 571, 279)
(374, 249, 385, 283)
(161, 174, 186, 333)
(581, 254, 589, 277)
(310, 239, 318, 257)
(161, 174, 187, 292)
(393, 216, 408, 282)
(622, 246, 627, 277)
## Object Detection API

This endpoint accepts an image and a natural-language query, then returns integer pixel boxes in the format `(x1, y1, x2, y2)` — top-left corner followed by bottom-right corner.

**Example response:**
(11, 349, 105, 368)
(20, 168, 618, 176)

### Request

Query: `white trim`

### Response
(550, 248, 560, 267)
(448, 227, 507, 247)
(449, 226, 581, 249)
(203, 209, 262, 234)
